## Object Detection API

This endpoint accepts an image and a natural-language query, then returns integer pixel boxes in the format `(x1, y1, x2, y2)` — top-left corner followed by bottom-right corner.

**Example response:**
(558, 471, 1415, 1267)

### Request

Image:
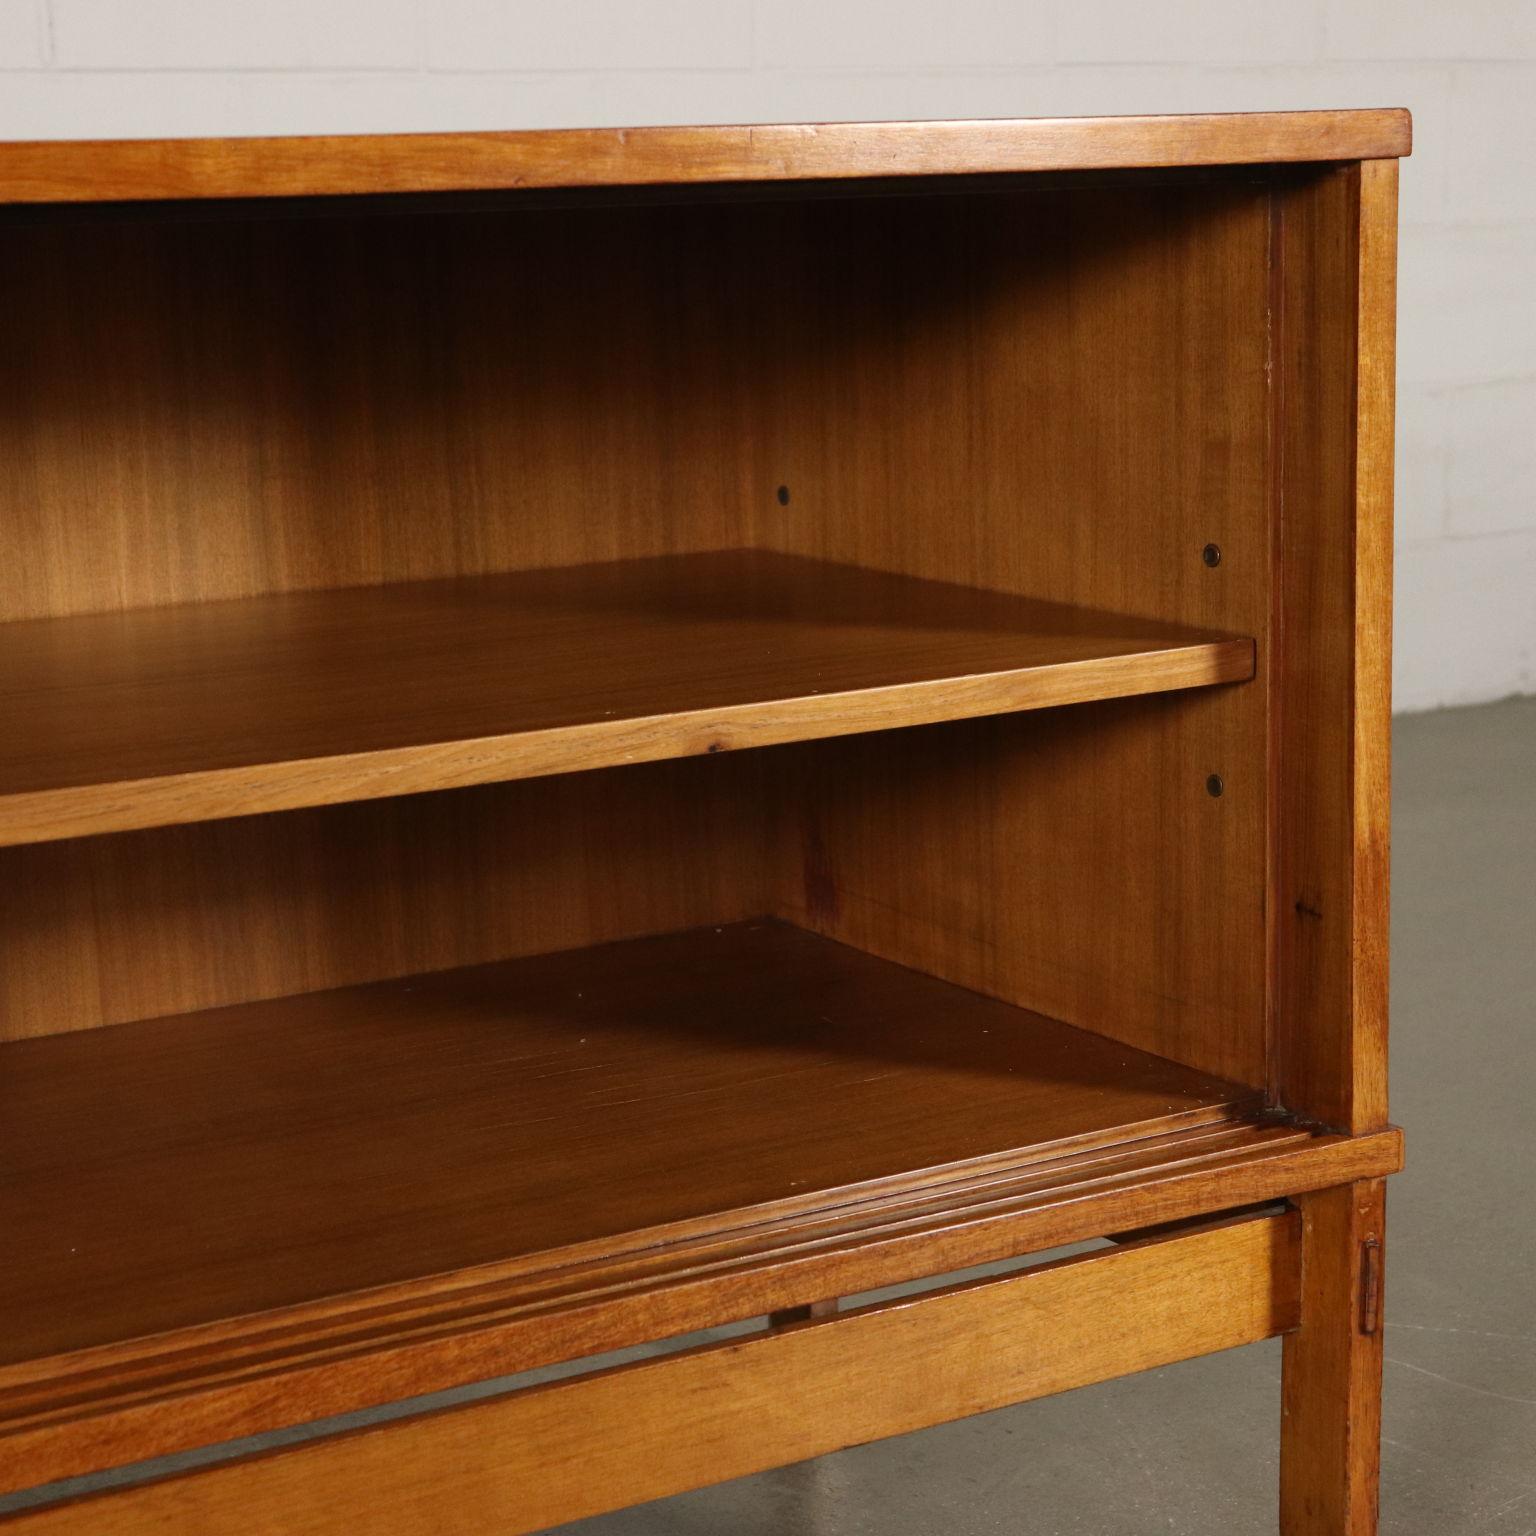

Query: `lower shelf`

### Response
(0, 920, 1401, 1492)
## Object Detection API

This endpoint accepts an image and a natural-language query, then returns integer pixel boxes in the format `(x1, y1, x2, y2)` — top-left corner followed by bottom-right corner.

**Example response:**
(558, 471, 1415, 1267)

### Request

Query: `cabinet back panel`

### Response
(0, 202, 763, 622)
(0, 754, 770, 1041)
(1, 172, 1285, 1082)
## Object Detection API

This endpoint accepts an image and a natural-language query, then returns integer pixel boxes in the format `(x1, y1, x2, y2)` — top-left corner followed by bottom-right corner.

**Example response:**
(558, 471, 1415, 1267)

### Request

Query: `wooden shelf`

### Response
(0, 550, 1252, 846)
(0, 920, 1402, 1492)
(0, 920, 1252, 1370)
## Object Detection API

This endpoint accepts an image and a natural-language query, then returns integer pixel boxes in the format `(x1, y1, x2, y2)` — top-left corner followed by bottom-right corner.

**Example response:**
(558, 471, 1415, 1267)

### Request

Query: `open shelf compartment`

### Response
(0, 920, 1401, 1494)
(1, 920, 1255, 1369)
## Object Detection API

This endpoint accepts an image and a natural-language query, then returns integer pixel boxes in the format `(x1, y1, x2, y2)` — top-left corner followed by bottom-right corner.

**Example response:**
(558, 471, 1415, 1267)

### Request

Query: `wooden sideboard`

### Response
(0, 107, 1409, 1533)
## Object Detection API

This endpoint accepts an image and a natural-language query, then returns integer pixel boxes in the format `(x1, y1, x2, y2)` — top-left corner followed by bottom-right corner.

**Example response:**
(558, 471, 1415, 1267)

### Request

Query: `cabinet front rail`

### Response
(4, 1211, 1298, 1536)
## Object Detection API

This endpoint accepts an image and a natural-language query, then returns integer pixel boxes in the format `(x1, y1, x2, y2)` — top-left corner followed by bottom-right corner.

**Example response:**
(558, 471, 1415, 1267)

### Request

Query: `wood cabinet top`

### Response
(0, 108, 1410, 206)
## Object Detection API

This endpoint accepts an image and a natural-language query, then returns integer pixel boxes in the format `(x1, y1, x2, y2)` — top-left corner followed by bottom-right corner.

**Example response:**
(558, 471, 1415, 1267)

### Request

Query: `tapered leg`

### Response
(1280, 1180, 1387, 1534)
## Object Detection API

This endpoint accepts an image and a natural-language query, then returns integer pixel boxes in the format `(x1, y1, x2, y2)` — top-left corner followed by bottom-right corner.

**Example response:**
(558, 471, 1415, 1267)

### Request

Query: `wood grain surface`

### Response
(1280, 1181, 1388, 1533)
(0, 550, 1252, 846)
(0, 1121, 1401, 1495)
(0, 756, 773, 1042)
(0, 198, 766, 623)
(0, 920, 1257, 1372)
(0, 113, 1406, 1529)
(1, 173, 1274, 1093)
(758, 178, 1276, 1086)
(1273, 163, 1397, 1131)
(0, 110, 1410, 205)
(3, 1213, 1300, 1535)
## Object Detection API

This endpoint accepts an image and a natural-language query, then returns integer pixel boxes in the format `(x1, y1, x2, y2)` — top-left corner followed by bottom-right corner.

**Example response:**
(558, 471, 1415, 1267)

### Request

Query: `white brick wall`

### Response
(1, 0, 1531, 709)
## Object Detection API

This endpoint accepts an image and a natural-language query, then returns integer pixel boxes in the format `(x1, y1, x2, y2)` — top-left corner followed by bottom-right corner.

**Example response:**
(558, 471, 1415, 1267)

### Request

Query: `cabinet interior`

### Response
(0, 160, 1386, 1488)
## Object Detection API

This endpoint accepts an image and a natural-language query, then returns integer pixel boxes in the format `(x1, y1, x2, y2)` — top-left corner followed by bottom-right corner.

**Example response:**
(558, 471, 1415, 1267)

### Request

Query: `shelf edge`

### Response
(0, 1120, 1399, 1495)
(0, 638, 1254, 847)
(0, 1212, 1300, 1534)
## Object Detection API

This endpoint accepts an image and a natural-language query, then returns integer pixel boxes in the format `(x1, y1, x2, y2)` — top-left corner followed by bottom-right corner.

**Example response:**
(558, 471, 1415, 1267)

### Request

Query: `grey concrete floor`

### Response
(552, 697, 1536, 1536)
(5, 699, 1532, 1530)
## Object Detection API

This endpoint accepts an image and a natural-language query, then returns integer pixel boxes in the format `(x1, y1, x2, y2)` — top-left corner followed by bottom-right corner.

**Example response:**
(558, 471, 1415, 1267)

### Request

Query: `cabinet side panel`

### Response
(0, 754, 771, 1040)
(762, 179, 1274, 1085)
(1273, 163, 1395, 1131)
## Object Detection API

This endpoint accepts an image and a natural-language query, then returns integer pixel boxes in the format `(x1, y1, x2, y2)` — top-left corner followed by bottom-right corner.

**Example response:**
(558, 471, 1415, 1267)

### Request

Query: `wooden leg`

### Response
(1280, 1180, 1386, 1535)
